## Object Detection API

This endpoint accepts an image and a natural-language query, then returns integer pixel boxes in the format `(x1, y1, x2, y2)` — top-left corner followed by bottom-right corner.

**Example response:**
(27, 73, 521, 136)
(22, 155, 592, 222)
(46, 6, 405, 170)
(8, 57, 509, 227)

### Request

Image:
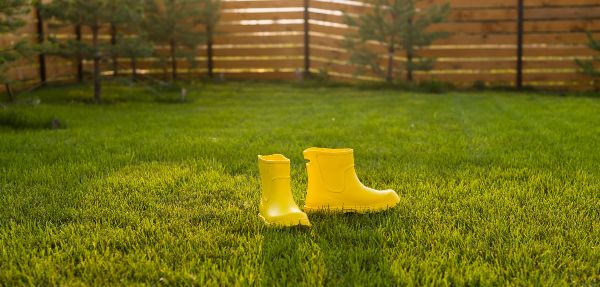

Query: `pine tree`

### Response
(41, 0, 107, 102)
(197, 0, 220, 78)
(143, 0, 208, 81)
(575, 32, 600, 90)
(105, 0, 147, 77)
(112, 36, 154, 82)
(344, 0, 450, 83)
(0, 0, 30, 102)
(105, 0, 153, 81)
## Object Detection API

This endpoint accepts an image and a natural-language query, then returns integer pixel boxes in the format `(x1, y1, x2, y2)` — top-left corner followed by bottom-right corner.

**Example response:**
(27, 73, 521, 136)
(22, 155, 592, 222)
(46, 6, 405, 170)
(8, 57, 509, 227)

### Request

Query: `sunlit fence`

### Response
(2, 0, 600, 93)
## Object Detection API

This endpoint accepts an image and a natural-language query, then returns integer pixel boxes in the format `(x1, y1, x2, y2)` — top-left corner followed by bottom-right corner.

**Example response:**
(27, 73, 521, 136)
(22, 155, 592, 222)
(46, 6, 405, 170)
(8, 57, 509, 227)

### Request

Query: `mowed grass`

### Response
(0, 82, 599, 286)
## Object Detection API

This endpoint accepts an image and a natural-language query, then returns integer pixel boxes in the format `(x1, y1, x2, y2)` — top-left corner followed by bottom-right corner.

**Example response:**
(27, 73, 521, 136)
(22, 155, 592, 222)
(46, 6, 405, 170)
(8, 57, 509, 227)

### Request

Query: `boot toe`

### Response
(359, 189, 400, 212)
(383, 189, 401, 207)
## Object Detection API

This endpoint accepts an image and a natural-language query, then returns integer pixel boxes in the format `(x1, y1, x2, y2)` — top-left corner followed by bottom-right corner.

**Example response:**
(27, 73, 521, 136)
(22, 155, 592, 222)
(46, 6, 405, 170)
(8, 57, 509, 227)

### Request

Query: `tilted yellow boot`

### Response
(303, 147, 400, 213)
(257, 154, 311, 227)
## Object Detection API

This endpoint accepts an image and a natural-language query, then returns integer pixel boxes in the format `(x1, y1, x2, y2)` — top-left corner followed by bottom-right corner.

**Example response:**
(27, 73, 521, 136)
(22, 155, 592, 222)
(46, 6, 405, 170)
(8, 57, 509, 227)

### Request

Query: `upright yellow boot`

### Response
(303, 147, 400, 213)
(258, 154, 311, 227)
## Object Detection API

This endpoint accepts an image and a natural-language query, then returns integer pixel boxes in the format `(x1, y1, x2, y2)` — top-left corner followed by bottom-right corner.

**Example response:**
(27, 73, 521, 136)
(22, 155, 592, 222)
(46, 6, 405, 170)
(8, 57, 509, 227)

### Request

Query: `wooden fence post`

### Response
(75, 24, 84, 82)
(207, 25, 214, 78)
(35, 6, 47, 86)
(516, 0, 524, 89)
(303, 0, 310, 78)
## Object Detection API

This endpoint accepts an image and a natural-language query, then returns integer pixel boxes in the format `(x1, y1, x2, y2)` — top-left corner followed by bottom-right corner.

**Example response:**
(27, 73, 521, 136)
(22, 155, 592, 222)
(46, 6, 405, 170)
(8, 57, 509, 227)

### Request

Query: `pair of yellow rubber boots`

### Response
(257, 147, 400, 227)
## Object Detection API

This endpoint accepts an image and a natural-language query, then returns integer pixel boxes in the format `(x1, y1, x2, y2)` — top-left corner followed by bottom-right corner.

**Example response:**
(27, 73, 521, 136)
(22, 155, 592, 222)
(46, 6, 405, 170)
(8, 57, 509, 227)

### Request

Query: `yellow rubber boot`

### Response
(303, 147, 400, 213)
(258, 154, 311, 227)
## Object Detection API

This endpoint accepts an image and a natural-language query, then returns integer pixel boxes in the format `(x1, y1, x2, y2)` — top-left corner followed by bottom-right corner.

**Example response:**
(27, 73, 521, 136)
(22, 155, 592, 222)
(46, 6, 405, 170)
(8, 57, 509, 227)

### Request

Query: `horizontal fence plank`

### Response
(450, 33, 599, 45)
(213, 47, 304, 57)
(214, 34, 303, 45)
(62, 57, 304, 71)
(221, 0, 304, 9)
(220, 11, 303, 22)
(217, 23, 304, 33)
(214, 59, 303, 69)
(451, 6, 600, 21)
(525, 6, 600, 20)
(220, 71, 298, 80)
(523, 72, 594, 82)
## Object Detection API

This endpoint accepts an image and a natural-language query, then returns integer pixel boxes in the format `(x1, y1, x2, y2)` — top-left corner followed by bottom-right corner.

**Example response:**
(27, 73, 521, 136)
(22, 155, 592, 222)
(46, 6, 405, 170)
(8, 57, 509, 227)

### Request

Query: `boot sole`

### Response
(304, 199, 400, 214)
(258, 213, 312, 227)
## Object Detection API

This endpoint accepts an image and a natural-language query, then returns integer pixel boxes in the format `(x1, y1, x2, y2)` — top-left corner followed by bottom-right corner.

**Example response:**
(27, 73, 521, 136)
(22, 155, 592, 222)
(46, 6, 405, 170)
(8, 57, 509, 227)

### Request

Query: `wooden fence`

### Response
(2, 0, 600, 94)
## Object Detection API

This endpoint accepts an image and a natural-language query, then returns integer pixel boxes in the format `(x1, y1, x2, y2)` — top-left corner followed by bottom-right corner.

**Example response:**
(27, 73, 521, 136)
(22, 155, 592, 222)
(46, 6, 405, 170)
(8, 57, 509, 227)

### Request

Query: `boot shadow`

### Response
(260, 209, 398, 286)
(260, 226, 313, 285)
(308, 210, 398, 285)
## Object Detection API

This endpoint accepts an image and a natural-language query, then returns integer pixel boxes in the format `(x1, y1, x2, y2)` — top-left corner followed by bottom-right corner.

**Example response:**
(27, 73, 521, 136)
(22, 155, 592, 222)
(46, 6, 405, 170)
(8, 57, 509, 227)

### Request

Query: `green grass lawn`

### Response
(1, 82, 599, 286)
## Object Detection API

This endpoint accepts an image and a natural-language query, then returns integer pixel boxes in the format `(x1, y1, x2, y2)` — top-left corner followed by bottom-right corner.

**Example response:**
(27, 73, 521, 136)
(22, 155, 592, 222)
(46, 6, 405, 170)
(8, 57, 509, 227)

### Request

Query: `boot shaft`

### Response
(303, 147, 357, 194)
(258, 154, 292, 203)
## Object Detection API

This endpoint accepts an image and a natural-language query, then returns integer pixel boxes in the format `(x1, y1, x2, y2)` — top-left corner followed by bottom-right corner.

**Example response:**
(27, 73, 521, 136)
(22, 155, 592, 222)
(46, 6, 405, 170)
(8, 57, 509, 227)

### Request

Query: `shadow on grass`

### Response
(16, 81, 196, 105)
(0, 108, 66, 130)
(261, 210, 397, 285)
(261, 226, 312, 284)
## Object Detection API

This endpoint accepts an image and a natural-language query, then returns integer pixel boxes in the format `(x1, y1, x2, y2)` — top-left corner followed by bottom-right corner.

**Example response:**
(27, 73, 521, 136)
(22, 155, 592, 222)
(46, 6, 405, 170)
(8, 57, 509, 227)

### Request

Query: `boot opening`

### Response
(303, 147, 353, 155)
(258, 154, 290, 163)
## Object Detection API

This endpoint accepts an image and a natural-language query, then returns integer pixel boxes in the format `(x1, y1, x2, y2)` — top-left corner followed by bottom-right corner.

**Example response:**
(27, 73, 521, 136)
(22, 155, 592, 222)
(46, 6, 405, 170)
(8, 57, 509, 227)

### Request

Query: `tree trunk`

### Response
(404, 17, 415, 83)
(131, 56, 137, 82)
(110, 23, 118, 77)
(5, 83, 14, 102)
(386, 45, 394, 83)
(406, 17, 414, 83)
(406, 49, 414, 83)
(303, 0, 310, 79)
(170, 39, 177, 81)
(92, 27, 102, 103)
